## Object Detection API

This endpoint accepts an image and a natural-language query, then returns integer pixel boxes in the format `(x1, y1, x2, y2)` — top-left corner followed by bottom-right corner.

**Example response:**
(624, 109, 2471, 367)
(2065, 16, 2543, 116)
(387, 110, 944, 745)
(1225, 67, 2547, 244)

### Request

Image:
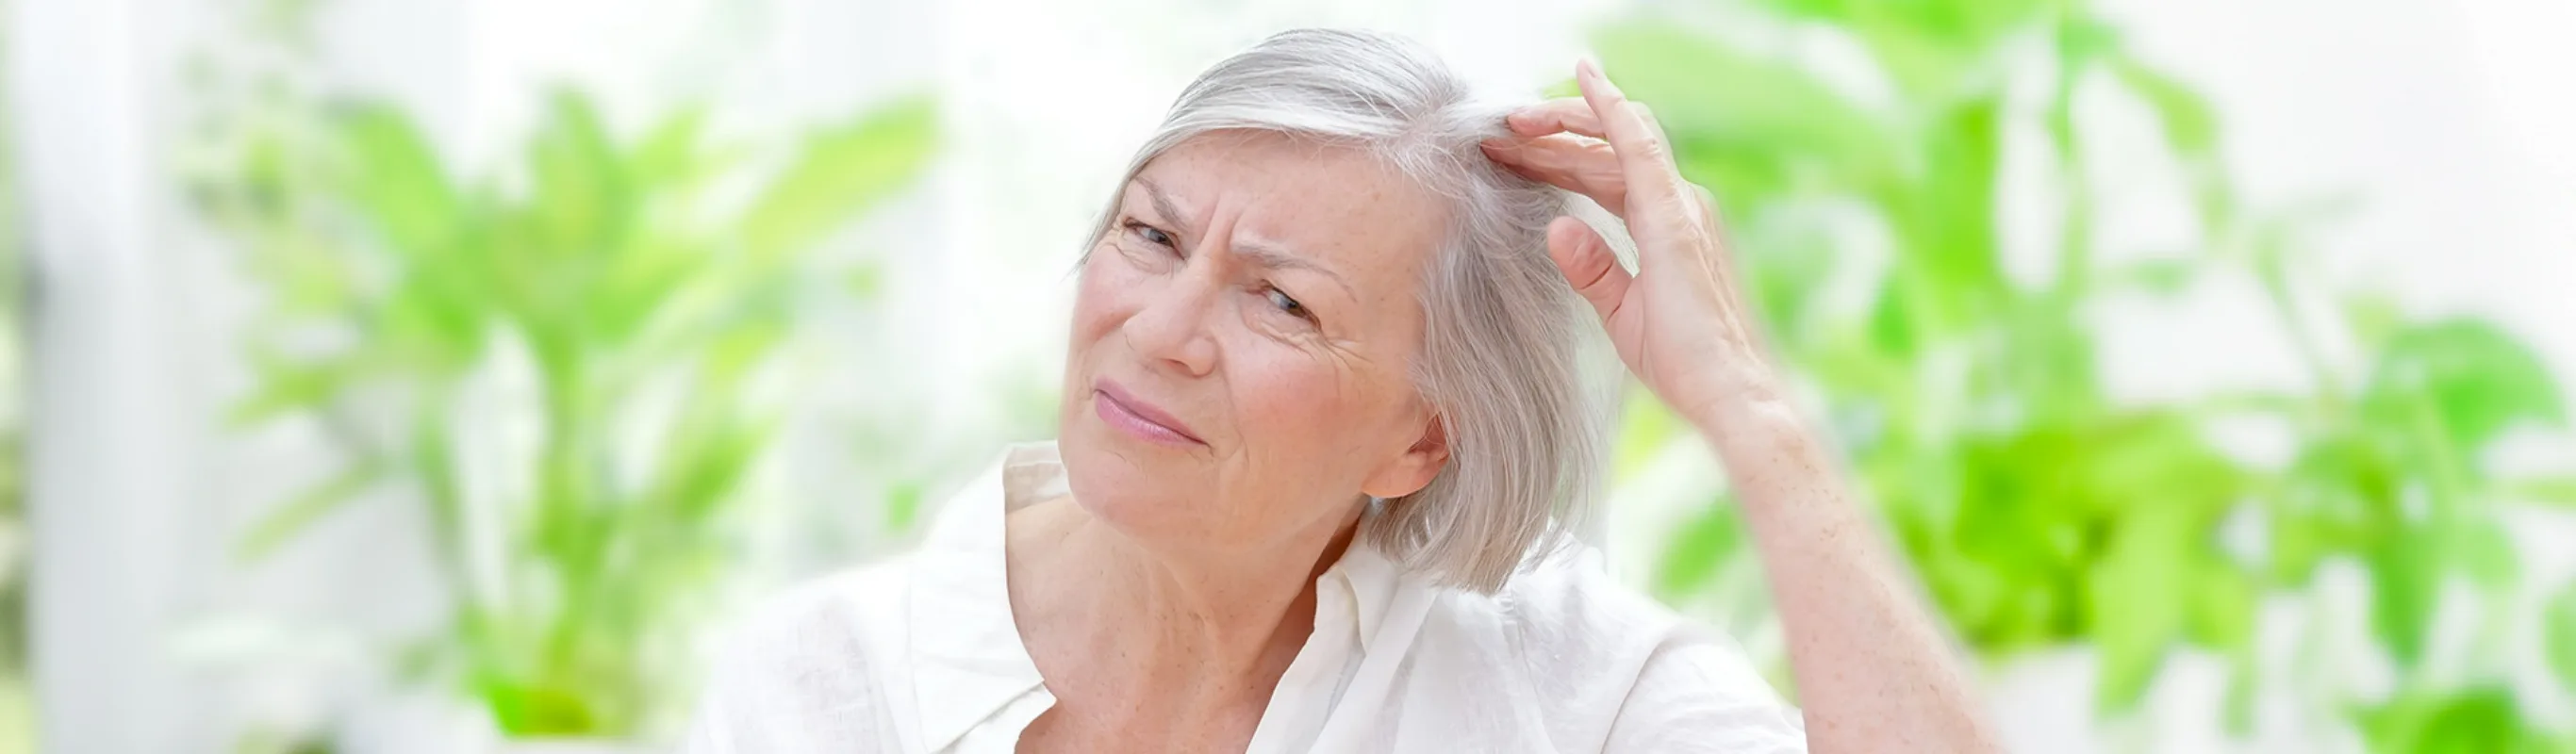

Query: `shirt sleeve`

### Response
(680, 575, 904, 754)
(1602, 634, 1809, 753)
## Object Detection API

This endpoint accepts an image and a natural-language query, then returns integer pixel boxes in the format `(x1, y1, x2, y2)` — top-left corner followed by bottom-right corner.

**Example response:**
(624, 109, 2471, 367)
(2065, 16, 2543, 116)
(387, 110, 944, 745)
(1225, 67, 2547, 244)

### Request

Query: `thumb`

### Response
(1546, 215, 1630, 322)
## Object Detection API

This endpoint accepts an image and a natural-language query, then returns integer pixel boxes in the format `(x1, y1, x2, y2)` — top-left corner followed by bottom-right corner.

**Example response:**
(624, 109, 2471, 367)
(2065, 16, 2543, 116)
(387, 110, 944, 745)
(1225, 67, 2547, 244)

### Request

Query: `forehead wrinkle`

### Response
(1231, 242, 1357, 302)
(1133, 171, 1363, 304)
(1132, 175, 1197, 239)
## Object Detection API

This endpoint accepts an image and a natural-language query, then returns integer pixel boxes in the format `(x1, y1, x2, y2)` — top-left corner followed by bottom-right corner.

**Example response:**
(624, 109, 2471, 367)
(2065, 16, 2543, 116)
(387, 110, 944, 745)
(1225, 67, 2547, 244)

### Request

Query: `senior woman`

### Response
(686, 29, 1996, 753)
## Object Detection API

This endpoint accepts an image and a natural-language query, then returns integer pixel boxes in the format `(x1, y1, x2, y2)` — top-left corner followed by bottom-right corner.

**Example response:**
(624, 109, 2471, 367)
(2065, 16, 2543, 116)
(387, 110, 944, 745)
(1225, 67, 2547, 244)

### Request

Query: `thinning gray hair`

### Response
(1079, 28, 1608, 594)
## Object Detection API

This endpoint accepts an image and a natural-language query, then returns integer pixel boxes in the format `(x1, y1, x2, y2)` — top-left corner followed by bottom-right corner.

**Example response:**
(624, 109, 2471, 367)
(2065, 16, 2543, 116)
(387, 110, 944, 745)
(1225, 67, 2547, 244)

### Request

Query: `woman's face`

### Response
(1058, 131, 1454, 558)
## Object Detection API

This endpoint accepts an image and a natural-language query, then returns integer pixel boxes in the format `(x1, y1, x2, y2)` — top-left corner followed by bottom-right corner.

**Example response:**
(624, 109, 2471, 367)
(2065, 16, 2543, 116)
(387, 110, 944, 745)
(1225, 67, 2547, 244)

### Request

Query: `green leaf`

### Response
(632, 107, 715, 188)
(2074, 414, 2246, 711)
(377, 274, 490, 369)
(2087, 504, 2190, 712)
(1653, 500, 1746, 600)
(2506, 475, 2576, 507)
(590, 238, 713, 344)
(227, 353, 364, 427)
(2368, 531, 2442, 666)
(883, 481, 926, 532)
(2341, 291, 2405, 352)
(328, 102, 461, 256)
(409, 403, 467, 559)
(2365, 319, 2568, 454)
(2221, 649, 2256, 735)
(2546, 582, 2576, 696)
(740, 93, 938, 259)
(663, 419, 774, 522)
(2357, 686, 2558, 754)
(525, 89, 634, 264)
(1613, 386, 1688, 482)
(1738, 229, 1838, 342)
(2453, 519, 2518, 588)
(704, 319, 789, 385)
(234, 462, 387, 563)
(1591, 24, 1893, 199)
(1907, 97, 2008, 312)
(2083, 413, 2244, 518)
(2107, 57, 2234, 231)
(2108, 58, 2219, 158)
(1750, 0, 2061, 68)
(238, 222, 361, 315)
(478, 677, 599, 736)
(2186, 558, 2255, 651)
(204, 85, 957, 741)
(2269, 434, 2399, 584)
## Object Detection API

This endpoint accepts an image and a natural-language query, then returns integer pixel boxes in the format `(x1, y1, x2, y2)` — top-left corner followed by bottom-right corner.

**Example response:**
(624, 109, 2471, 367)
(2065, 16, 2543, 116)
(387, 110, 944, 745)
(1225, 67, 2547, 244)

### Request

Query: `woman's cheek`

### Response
(1072, 248, 1142, 338)
(1231, 348, 1352, 446)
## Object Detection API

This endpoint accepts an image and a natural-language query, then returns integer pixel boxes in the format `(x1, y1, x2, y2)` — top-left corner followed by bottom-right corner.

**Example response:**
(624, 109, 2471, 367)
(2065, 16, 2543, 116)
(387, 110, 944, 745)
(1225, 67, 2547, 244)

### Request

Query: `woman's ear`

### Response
(1361, 412, 1450, 499)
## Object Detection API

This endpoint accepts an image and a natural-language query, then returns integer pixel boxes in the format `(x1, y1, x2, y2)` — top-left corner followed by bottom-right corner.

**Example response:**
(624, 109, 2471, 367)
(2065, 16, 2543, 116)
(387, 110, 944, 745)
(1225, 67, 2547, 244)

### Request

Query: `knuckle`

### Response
(1635, 133, 1671, 162)
(1625, 103, 1676, 154)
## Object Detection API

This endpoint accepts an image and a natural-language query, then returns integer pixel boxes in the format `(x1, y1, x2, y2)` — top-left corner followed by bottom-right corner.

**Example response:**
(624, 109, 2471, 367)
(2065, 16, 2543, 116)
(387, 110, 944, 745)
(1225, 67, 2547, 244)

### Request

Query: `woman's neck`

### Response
(1005, 495, 1362, 727)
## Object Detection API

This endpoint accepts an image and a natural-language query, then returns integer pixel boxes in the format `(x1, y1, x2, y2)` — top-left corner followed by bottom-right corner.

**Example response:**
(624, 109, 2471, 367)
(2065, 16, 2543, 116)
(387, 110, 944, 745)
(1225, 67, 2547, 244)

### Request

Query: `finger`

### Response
(1547, 215, 1631, 323)
(1479, 136, 1628, 216)
(1574, 59, 1689, 222)
(1692, 183, 1724, 232)
(1480, 140, 1553, 186)
(1504, 98, 1606, 139)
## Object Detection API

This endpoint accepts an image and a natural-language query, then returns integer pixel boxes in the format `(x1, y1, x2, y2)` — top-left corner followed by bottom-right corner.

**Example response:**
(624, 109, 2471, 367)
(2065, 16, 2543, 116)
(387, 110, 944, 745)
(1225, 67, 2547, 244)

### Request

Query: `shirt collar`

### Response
(905, 441, 1427, 750)
(1329, 515, 1410, 653)
(907, 441, 1060, 752)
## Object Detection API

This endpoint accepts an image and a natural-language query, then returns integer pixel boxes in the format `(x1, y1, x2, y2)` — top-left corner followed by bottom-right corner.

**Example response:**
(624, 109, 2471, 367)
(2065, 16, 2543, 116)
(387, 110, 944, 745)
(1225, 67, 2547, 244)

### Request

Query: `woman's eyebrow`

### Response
(1134, 175, 1193, 232)
(1132, 176, 1356, 302)
(1233, 243, 1355, 302)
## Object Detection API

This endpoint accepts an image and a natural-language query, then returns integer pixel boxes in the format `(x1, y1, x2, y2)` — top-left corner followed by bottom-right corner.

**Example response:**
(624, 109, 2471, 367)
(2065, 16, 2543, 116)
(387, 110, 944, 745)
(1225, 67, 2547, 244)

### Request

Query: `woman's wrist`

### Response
(1691, 392, 1801, 454)
(1676, 368, 1815, 470)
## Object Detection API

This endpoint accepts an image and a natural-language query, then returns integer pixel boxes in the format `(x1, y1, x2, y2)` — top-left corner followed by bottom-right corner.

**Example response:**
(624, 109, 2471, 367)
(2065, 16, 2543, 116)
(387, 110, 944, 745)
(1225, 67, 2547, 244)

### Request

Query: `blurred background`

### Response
(5, 0, 2574, 751)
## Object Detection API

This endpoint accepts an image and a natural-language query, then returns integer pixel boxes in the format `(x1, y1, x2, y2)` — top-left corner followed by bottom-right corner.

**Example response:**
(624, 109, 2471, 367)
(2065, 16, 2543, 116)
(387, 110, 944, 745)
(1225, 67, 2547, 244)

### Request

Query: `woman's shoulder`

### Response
(1422, 541, 1714, 664)
(716, 554, 915, 651)
(681, 559, 916, 752)
(1409, 543, 1807, 751)
(702, 557, 914, 665)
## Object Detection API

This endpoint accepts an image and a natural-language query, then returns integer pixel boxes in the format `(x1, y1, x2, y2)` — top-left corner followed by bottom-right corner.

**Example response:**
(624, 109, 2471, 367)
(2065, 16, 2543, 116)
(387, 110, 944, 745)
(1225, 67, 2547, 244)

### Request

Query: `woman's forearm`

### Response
(1691, 397, 2001, 753)
(1483, 61, 1998, 749)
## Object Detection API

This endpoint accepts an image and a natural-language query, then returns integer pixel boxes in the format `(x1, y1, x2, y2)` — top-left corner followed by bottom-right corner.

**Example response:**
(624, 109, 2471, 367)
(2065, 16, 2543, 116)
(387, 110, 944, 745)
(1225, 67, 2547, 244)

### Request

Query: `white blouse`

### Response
(682, 441, 1807, 753)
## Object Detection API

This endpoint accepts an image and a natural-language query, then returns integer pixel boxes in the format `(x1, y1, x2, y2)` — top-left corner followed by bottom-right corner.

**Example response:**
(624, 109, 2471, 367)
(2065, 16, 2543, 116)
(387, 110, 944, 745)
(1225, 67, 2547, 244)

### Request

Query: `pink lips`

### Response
(1094, 378, 1204, 447)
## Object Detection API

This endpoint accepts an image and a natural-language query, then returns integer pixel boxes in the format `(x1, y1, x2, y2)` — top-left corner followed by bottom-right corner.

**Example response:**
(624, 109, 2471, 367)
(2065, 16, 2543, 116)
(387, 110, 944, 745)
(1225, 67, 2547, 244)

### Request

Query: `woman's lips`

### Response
(1094, 379, 1204, 447)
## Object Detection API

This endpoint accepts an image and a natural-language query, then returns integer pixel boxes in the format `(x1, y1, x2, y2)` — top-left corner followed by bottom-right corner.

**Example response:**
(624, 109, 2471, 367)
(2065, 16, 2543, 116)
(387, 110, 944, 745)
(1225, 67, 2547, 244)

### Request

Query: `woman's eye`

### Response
(1264, 286, 1313, 322)
(1125, 220, 1177, 251)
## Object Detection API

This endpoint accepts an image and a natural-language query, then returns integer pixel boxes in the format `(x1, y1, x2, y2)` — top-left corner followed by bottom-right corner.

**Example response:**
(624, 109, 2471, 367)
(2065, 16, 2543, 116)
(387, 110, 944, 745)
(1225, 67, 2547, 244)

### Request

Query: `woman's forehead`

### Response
(1129, 134, 1450, 281)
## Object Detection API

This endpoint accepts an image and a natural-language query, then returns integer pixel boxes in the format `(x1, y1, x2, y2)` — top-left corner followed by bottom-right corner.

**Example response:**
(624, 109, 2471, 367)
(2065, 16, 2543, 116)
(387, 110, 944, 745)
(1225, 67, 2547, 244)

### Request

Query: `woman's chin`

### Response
(1058, 434, 1190, 536)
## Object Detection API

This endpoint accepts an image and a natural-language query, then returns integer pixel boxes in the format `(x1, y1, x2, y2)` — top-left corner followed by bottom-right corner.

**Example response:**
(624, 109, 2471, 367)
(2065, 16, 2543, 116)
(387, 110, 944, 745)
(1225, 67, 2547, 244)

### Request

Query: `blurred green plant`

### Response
(1593, 0, 2576, 748)
(0, 2, 30, 750)
(191, 88, 935, 738)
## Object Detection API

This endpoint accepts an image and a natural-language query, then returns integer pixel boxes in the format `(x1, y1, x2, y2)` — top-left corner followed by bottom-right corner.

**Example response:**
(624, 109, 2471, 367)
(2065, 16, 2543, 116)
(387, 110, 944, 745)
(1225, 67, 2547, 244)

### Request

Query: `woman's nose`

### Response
(1121, 262, 1221, 378)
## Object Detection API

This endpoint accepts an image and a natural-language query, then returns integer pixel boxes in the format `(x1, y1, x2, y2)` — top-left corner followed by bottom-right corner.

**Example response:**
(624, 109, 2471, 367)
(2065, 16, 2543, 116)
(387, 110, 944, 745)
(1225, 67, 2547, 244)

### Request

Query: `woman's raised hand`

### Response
(1479, 60, 1781, 430)
(1487, 61, 2006, 754)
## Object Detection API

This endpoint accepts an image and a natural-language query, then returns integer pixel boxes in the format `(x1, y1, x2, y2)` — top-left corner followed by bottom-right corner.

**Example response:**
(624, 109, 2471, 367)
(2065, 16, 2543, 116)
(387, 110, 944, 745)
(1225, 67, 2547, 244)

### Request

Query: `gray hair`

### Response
(1079, 28, 1606, 594)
